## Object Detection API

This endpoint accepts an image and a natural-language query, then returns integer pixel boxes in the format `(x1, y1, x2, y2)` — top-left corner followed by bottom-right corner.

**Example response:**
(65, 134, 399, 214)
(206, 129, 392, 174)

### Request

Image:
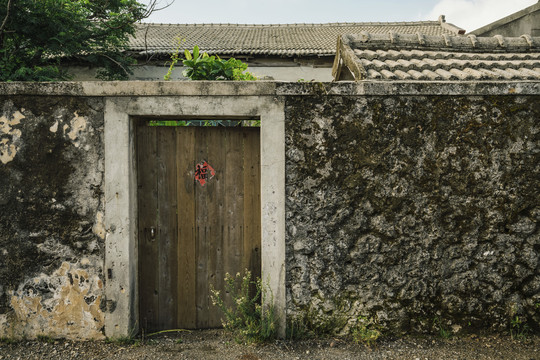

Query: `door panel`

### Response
(138, 124, 261, 332)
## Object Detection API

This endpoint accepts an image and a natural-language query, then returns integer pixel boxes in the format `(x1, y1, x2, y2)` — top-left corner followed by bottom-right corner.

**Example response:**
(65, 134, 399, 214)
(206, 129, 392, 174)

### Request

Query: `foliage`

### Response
(175, 46, 257, 81)
(36, 335, 55, 344)
(148, 119, 260, 127)
(0, 0, 159, 81)
(432, 317, 452, 339)
(210, 270, 277, 343)
(163, 37, 185, 81)
(286, 311, 346, 340)
(510, 316, 531, 341)
(105, 336, 142, 346)
(351, 316, 382, 346)
(0, 337, 19, 345)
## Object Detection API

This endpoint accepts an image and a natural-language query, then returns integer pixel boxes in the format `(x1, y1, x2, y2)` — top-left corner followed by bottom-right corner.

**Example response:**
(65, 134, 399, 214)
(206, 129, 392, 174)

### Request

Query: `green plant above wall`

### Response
(164, 45, 257, 81)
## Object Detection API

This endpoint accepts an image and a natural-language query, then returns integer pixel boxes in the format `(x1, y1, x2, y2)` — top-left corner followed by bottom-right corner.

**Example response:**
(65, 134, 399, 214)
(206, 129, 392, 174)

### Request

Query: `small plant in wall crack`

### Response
(210, 270, 277, 343)
(433, 316, 452, 339)
(351, 316, 382, 346)
(510, 315, 531, 341)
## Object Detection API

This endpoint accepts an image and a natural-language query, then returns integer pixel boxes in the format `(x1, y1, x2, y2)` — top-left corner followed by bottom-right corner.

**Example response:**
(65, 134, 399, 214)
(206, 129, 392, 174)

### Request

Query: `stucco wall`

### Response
(0, 96, 106, 339)
(284, 92, 540, 334)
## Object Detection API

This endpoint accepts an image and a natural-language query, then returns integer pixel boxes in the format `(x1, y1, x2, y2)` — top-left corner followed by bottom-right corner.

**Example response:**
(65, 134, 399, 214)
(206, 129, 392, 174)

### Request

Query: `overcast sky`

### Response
(142, 0, 537, 33)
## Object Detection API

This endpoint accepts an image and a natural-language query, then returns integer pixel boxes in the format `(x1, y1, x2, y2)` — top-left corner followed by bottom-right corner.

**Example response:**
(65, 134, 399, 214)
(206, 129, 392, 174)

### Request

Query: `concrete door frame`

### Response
(103, 94, 286, 338)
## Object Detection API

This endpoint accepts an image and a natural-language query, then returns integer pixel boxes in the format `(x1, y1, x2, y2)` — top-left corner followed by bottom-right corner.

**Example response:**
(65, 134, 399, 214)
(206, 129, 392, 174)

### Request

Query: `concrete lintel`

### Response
(103, 95, 286, 338)
(1, 80, 538, 98)
(275, 81, 540, 96)
(0, 81, 278, 97)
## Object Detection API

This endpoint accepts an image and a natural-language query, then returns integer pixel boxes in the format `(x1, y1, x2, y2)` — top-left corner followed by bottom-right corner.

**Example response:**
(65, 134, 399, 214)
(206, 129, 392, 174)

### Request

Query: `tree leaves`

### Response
(180, 46, 257, 81)
(0, 0, 149, 81)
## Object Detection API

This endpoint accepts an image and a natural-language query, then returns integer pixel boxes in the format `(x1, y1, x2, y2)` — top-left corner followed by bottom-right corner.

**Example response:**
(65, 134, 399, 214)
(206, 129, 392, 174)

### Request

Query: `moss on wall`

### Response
(0, 96, 105, 339)
(285, 93, 540, 335)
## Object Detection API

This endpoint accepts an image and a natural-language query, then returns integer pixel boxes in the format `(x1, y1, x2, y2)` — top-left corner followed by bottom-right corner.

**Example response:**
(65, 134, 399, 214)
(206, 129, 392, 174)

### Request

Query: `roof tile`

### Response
(334, 33, 540, 81)
(131, 21, 462, 57)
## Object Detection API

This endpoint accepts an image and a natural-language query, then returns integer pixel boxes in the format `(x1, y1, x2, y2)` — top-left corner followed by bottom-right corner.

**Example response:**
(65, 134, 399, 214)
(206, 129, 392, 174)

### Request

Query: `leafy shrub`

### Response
(164, 45, 257, 81)
(210, 270, 277, 343)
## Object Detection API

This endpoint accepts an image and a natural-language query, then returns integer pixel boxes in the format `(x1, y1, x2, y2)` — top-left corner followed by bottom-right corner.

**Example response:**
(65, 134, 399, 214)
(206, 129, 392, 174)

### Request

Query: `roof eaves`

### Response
(333, 35, 367, 81)
(469, 1, 540, 35)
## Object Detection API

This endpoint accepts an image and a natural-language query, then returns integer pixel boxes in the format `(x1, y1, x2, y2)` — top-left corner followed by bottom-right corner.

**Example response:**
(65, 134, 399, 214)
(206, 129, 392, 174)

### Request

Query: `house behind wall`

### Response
(68, 18, 466, 82)
(469, 1, 540, 37)
(0, 80, 538, 339)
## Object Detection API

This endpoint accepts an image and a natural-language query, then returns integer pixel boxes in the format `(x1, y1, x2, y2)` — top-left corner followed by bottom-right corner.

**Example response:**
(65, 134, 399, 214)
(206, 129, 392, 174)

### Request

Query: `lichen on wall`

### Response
(285, 93, 540, 335)
(0, 109, 24, 164)
(0, 96, 105, 339)
(1, 260, 104, 340)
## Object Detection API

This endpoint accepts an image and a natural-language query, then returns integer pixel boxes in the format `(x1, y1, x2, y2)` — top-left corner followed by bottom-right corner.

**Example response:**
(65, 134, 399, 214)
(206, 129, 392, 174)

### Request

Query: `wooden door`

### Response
(137, 124, 261, 332)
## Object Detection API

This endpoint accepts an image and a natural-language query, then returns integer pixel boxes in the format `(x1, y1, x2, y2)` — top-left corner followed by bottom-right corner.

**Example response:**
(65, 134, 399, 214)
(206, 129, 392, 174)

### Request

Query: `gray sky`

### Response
(142, 0, 536, 33)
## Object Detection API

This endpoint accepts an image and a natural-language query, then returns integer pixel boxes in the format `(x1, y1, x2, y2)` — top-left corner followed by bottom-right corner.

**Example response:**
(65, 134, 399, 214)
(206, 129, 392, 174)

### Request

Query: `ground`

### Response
(1, 330, 539, 359)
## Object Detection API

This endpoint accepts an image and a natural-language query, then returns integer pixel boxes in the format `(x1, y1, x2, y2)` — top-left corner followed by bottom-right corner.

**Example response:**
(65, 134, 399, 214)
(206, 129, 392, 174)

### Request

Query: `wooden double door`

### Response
(137, 123, 261, 331)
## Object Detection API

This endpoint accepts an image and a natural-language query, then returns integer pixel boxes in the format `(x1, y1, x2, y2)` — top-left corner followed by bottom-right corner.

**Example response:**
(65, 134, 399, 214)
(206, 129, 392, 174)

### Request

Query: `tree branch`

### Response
(0, 0, 13, 46)
(100, 53, 130, 76)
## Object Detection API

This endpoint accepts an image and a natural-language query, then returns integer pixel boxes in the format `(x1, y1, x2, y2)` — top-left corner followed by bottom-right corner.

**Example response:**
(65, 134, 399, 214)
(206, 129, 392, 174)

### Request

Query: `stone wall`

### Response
(0, 82, 538, 339)
(285, 93, 540, 334)
(0, 96, 105, 339)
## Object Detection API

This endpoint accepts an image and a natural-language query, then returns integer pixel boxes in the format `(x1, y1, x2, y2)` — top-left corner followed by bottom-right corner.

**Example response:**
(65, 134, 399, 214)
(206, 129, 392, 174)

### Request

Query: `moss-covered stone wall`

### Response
(0, 96, 105, 339)
(285, 94, 540, 334)
(0, 82, 538, 339)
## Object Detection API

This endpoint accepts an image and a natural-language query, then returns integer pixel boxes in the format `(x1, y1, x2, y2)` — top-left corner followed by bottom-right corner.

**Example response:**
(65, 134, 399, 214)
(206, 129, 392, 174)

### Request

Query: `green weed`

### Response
(0, 337, 19, 345)
(433, 317, 452, 339)
(36, 335, 55, 343)
(105, 336, 141, 346)
(351, 316, 382, 346)
(510, 316, 531, 341)
(286, 310, 346, 340)
(210, 270, 277, 343)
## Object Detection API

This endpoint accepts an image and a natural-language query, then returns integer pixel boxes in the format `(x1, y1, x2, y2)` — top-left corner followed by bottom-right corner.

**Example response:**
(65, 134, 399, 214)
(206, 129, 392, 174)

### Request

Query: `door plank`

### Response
(223, 128, 245, 310)
(243, 128, 262, 281)
(195, 128, 210, 328)
(157, 127, 178, 330)
(177, 127, 197, 329)
(137, 124, 159, 332)
(206, 127, 226, 327)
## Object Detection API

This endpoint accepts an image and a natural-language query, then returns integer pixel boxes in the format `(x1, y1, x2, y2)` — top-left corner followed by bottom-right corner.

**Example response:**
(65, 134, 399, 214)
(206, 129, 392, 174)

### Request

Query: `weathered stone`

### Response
(285, 94, 539, 334)
(0, 96, 104, 339)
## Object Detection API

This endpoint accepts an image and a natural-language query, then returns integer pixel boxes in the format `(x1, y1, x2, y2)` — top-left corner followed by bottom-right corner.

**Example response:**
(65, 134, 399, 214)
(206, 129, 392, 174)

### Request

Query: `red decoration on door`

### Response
(195, 160, 216, 186)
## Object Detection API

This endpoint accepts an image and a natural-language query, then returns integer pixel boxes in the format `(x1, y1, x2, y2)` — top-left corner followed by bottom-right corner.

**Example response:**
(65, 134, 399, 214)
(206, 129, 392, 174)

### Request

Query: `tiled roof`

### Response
(130, 20, 465, 57)
(333, 33, 540, 80)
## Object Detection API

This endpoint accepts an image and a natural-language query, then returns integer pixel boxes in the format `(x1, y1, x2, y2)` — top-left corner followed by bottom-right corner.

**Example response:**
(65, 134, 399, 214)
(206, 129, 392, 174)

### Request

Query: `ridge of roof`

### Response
(342, 33, 540, 52)
(136, 21, 443, 28)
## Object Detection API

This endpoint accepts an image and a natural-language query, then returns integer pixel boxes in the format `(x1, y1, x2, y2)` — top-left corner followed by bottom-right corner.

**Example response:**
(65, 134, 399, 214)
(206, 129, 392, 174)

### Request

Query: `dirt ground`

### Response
(1, 329, 539, 360)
